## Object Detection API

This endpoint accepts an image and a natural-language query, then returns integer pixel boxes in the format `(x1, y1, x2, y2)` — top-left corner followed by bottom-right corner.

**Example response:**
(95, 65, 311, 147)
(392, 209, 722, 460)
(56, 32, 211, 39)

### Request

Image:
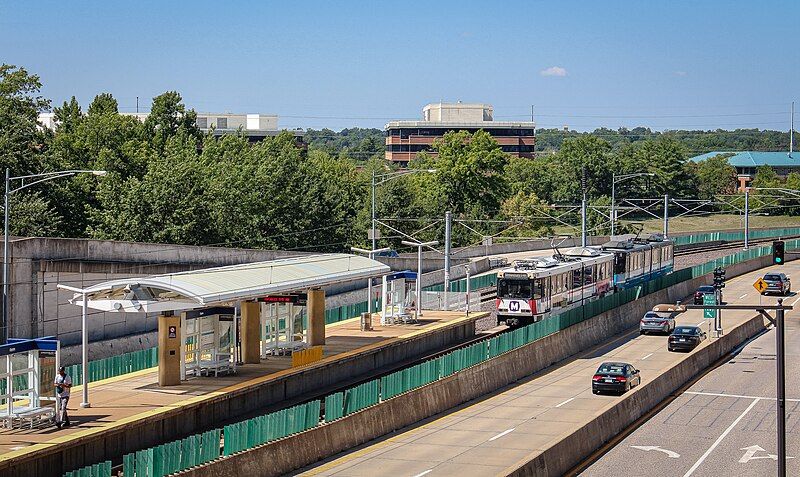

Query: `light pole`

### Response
(611, 172, 655, 237)
(3, 169, 106, 343)
(401, 240, 438, 321)
(351, 246, 391, 318)
(367, 168, 435, 317)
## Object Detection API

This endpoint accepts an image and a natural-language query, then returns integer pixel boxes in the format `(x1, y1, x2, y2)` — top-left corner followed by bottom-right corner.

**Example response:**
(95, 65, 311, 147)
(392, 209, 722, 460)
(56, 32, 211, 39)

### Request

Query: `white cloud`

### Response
(674, 71, 688, 77)
(540, 66, 567, 77)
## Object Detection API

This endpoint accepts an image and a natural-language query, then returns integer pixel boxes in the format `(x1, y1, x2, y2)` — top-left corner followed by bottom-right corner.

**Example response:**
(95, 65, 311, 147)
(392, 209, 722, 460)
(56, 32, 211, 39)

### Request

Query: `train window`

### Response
(584, 266, 594, 285)
(572, 269, 582, 289)
(653, 247, 661, 264)
(614, 253, 626, 275)
(533, 278, 545, 299)
(498, 279, 533, 299)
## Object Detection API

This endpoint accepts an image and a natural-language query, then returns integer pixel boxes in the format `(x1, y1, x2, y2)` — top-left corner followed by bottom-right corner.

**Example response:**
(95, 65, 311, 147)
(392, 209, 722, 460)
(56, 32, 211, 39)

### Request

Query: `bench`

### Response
(1, 405, 54, 429)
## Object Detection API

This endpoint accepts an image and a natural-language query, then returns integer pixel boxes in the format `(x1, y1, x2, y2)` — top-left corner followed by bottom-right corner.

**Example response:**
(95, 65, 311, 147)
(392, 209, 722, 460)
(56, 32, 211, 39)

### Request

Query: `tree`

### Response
(635, 137, 695, 198)
(751, 165, 780, 190)
(693, 154, 737, 199)
(0, 64, 50, 174)
(499, 191, 553, 238)
(53, 96, 82, 134)
(87, 93, 118, 116)
(144, 91, 200, 152)
(549, 136, 614, 203)
(417, 130, 509, 217)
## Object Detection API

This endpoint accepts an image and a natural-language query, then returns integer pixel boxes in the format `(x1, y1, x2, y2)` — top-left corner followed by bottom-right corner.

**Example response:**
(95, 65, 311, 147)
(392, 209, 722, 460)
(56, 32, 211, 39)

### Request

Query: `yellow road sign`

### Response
(753, 278, 769, 293)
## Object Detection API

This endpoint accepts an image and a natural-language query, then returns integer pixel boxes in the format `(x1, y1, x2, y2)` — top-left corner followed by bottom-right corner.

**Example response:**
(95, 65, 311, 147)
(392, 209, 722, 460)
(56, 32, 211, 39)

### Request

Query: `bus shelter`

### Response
(0, 337, 60, 429)
(61, 254, 390, 390)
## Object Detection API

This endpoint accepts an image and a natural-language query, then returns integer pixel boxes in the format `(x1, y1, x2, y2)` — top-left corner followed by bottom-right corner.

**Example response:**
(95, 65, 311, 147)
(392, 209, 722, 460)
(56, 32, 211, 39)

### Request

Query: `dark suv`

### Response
(762, 273, 791, 296)
(693, 285, 716, 305)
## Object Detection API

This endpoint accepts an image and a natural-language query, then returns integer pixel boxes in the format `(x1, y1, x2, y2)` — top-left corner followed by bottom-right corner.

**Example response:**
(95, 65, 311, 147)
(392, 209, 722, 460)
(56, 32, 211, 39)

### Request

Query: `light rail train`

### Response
(496, 234, 673, 327)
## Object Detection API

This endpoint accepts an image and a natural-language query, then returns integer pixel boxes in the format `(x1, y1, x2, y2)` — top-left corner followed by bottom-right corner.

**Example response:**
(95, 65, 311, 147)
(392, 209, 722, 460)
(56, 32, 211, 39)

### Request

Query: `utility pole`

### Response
(464, 264, 471, 316)
(136, 96, 139, 114)
(444, 211, 451, 310)
(744, 189, 750, 250)
(369, 170, 376, 317)
(791, 101, 795, 155)
(777, 299, 787, 477)
(663, 194, 669, 238)
(581, 166, 587, 247)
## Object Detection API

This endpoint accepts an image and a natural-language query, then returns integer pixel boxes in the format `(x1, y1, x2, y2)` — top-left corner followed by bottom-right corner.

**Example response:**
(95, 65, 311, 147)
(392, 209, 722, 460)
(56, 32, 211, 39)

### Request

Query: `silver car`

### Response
(639, 311, 676, 335)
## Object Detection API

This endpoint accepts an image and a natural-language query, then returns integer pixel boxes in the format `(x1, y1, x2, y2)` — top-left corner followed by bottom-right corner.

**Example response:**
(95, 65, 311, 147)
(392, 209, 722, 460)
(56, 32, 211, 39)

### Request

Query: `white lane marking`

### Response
(488, 428, 516, 441)
(641, 353, 653, 360)
(791, 295, 800, 306)
(412, 470, 433, 477)
(696, 321, 706, 326)
(682, 398, 760, 477)
(686, 391, 800, 402)
(630, 445, 680, 458)
(739, 293, 748, 299)
(555, 397, 575, 408)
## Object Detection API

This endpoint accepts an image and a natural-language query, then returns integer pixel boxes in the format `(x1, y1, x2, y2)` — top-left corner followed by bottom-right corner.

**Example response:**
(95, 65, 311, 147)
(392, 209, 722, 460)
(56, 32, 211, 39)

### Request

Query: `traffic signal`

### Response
(713, 267, 726, 289)
(773, 240, 785, 265)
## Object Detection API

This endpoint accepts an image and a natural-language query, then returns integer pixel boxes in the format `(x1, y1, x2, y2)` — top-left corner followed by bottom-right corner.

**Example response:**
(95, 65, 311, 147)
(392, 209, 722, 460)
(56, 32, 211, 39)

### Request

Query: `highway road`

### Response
(296, 262, 796, 477)
(581, 274, 800, 476)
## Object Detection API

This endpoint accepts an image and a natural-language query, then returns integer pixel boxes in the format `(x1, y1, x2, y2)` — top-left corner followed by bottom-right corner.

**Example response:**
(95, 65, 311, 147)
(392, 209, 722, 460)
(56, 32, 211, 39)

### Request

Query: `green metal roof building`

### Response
(689, 151, 799, 190)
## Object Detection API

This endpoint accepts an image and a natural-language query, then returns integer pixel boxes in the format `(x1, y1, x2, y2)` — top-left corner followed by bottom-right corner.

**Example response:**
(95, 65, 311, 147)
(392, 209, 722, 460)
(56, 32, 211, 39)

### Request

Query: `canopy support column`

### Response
(307, 289, 325, 346)
(241, 301, 261, 364)
(158, 314, 181, 386)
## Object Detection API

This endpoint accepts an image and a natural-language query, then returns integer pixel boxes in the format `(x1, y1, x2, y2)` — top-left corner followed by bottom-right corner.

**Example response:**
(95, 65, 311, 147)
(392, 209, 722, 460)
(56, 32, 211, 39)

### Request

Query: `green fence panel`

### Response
(325, 391, 345, 421)
(344, 379, 379, 415)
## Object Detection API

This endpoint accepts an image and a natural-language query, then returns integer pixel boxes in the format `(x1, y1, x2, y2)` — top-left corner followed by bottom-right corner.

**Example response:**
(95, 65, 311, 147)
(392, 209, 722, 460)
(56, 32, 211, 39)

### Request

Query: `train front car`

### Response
(601, 233, 674, 290)
(495, 249, 614, 328)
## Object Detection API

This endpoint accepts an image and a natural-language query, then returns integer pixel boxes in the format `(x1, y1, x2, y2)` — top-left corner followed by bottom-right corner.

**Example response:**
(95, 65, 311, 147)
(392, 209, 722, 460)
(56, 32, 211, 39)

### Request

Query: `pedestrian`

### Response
(54, 366, 72, 428)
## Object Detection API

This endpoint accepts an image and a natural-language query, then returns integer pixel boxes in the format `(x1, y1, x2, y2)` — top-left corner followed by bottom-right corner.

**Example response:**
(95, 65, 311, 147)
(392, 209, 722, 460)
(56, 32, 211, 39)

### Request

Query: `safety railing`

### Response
(63, 461, 111, 477)
(222, 401, 320, 456)
(121, 429, 220, 477)
(673, 227, 800, 246)
(65, 346, 158, 386)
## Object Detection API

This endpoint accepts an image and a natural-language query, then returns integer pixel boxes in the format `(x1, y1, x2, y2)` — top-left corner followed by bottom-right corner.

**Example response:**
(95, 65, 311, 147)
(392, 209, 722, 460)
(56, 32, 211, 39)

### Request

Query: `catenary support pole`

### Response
(777, 301, 786, 477)
(663, 194, 669, 238)
(611, 178, 616, 237)
(464, 264, 471, 316)
(368, 170, 376, 317)
(444, 211, 451, 310)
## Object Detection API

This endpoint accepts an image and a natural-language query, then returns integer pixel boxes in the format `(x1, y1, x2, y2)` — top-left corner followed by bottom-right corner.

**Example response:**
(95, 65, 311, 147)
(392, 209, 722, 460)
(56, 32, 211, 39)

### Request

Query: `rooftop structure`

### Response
(689, 151, 798, 190)
(38, 111, 305, 144)
(385, 102, 536, 165)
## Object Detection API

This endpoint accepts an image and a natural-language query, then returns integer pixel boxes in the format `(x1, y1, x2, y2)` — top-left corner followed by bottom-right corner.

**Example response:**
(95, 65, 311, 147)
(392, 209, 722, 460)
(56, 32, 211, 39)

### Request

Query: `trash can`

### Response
(360, 312, 373, 331)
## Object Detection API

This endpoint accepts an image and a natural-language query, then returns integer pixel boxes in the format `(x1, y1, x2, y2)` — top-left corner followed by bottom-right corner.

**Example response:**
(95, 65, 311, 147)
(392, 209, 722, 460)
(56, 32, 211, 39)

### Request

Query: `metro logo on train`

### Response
(495, 234, 674, 328)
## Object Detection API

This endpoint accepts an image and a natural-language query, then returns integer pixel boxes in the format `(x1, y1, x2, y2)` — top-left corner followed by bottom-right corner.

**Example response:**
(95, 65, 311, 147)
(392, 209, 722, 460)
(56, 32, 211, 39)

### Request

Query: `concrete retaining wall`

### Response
(174, 254, 775, 477)
(0, 315, 478, 477)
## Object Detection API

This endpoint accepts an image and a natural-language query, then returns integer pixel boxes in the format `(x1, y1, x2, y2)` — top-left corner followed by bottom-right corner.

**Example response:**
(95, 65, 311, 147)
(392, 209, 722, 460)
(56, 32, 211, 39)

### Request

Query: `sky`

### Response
(1, 0, 798, 131)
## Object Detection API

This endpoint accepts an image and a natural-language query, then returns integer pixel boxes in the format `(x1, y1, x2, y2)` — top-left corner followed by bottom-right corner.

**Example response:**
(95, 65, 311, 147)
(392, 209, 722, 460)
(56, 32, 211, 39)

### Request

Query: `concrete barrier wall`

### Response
(175, 254, 776, 477)
(0, 316, 478, 477)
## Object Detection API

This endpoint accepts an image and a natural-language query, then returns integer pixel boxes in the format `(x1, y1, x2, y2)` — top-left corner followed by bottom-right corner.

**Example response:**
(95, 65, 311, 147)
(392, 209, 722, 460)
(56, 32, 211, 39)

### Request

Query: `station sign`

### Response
(259, 293, 308, 306)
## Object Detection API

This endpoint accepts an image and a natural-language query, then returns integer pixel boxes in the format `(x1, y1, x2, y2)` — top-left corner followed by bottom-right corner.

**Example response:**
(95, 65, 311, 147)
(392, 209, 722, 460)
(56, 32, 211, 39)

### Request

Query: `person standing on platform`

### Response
(54, 366, 72, 428)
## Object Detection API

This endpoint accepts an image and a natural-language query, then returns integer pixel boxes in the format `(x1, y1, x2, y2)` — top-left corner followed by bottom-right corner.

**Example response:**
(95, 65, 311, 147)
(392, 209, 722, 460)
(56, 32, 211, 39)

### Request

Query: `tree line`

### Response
(0, 63, 794, 252)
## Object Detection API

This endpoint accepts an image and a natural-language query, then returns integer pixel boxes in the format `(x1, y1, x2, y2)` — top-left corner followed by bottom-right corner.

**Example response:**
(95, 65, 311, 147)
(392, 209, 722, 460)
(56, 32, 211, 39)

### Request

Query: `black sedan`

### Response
(668, 326, 707, 352)
(592, 362, 641, 395)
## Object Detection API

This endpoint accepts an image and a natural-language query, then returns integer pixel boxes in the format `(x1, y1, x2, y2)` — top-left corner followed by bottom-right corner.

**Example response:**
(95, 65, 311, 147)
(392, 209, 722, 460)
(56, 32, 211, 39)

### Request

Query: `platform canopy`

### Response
(63, 253, 390, 313)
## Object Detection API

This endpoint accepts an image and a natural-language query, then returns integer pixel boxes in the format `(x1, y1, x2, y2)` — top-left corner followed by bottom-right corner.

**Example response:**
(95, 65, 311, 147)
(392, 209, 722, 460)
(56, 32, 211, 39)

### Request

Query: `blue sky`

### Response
(1, 0, 797, 131)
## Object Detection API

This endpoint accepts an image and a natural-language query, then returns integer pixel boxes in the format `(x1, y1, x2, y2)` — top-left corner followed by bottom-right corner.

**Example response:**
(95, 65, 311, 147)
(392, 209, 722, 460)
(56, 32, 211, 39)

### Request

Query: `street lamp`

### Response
(3, 169, 107, 343)
(367, 168, 435, 317)
(401, 239, 438, 321)
(611, 172, 655, 237)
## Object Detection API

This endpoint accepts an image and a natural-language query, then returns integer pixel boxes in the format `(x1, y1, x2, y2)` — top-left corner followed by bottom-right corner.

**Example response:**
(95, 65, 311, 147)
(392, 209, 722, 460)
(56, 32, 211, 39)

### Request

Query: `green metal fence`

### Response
(223, 400, 320, 456)
(66, 346, 158, 386)
(122, 428, 220, 477)
(63, 461, 111, 477)
(673, 227, 800, 246)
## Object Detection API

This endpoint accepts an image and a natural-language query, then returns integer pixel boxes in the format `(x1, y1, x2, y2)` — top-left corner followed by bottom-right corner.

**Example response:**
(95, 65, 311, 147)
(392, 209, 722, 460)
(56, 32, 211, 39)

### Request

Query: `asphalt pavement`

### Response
(581, 266, 800, 477)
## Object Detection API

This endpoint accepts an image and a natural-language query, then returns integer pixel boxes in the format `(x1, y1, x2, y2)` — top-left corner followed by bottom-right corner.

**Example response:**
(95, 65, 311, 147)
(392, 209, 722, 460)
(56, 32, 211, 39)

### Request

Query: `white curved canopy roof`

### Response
(63, 253, 390, 313)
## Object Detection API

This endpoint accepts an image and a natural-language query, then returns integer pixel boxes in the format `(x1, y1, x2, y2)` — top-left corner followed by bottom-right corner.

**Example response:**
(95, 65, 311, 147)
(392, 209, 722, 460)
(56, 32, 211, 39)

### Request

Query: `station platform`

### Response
(0, 310, 485, 477)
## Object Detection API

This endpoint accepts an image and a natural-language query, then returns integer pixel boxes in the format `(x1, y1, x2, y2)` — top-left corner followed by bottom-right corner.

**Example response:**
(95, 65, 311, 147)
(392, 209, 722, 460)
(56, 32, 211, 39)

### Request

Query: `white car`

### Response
(639, 311, 676, 335)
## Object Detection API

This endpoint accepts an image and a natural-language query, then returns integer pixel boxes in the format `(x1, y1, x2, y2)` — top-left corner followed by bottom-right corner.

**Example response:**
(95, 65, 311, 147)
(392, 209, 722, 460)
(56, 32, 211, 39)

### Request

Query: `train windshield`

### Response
(498, 278, 544, 299)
